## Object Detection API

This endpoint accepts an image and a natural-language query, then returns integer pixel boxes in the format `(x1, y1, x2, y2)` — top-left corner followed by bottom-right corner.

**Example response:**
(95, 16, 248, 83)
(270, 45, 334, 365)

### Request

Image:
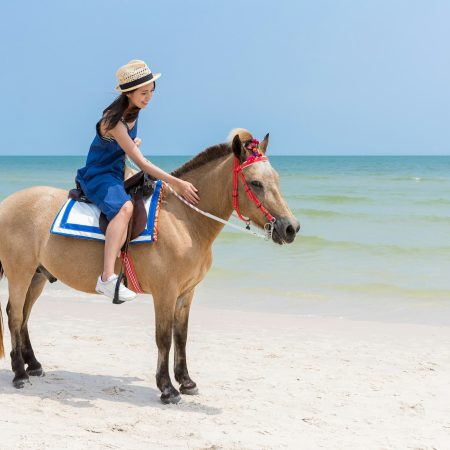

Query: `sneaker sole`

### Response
(95, 288, 136, 302)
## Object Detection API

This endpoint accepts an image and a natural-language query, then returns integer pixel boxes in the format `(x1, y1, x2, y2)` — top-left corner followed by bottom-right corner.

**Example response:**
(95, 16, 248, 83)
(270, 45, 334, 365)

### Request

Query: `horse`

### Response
(0, 128, 300, 404)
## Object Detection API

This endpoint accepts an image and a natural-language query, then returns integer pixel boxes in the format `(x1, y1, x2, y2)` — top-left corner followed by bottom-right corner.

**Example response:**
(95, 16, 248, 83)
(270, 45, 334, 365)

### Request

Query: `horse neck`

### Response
(177, 154, 235, 244)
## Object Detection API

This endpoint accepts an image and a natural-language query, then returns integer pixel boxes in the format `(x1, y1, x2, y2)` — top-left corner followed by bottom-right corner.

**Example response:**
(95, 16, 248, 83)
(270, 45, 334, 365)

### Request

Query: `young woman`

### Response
(76, 60, 199, 302)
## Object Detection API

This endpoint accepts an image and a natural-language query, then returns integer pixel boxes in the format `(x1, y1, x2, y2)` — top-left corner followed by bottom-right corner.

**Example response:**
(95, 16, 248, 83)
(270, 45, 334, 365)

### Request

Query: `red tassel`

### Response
(120, 252, 144, 294)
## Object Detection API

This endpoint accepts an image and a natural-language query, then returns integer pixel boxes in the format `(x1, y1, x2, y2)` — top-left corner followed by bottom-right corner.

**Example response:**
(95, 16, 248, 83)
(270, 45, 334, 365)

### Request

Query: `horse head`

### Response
(230, 129, 300, 245)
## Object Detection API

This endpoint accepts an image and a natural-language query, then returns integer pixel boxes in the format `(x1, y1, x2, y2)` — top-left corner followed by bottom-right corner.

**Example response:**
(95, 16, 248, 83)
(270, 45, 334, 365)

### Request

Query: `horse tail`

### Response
(0, 302, 3, 359)
(0, 261, 4, 358)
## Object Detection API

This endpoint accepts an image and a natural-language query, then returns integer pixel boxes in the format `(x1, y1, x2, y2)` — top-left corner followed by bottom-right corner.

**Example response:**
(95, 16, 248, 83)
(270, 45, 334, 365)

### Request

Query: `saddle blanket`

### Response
(50, 180, 163, 244)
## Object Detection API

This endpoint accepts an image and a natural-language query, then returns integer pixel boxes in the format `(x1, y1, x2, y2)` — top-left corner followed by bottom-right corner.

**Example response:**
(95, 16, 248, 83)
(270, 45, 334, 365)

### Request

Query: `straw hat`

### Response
(115, 59, 161, 93)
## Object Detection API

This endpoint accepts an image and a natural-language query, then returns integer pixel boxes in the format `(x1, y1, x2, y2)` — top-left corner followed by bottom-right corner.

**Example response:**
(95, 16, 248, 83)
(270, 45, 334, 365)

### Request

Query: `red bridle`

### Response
(232, 140, 276, 228)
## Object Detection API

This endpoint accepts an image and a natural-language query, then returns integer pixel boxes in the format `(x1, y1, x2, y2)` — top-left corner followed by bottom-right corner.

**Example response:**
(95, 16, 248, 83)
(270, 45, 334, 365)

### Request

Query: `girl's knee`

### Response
(120, 201, 134, 218)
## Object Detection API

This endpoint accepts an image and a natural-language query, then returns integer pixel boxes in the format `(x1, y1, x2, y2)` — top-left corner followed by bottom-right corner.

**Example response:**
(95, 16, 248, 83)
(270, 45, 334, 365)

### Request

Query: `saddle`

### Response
(68, 171, 156, 241)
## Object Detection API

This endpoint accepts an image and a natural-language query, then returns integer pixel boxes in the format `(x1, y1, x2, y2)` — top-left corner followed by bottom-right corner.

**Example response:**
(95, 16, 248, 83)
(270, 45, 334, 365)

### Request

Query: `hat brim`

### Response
(116, 73, 162, 92)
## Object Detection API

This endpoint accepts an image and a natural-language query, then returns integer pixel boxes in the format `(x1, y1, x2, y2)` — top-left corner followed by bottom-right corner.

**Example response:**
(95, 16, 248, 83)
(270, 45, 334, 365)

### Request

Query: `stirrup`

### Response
(113, 272, 125, 304)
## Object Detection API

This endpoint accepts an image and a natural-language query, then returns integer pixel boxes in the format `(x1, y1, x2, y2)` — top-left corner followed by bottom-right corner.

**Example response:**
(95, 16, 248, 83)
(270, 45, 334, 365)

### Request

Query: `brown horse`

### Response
(0, 128, 299, 404)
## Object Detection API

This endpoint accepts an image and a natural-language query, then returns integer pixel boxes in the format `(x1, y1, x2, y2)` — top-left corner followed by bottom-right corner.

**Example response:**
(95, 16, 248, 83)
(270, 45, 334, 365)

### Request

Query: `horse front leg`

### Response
(173, 289, 198, 395)
(153, 291, 181, 404)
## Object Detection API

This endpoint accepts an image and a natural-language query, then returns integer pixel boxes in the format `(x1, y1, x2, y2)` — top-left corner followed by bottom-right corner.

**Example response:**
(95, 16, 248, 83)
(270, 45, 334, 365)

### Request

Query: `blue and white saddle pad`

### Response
(50, 180, 163, 244)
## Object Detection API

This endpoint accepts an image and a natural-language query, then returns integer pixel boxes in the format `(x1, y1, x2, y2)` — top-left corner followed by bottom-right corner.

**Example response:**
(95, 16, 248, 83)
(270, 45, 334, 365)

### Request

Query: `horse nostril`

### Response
(286, 224, 295, 238)
(295, 223, 300, 233)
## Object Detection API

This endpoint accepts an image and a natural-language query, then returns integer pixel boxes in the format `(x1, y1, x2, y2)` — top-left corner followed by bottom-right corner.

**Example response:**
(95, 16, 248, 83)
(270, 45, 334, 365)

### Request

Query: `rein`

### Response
(164, 141, 277, 240)
(164, 182, 272, 240)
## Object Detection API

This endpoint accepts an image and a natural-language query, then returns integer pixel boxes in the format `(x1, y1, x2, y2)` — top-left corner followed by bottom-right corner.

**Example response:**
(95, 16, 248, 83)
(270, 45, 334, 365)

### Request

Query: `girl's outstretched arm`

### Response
(109, 122, 200, 205)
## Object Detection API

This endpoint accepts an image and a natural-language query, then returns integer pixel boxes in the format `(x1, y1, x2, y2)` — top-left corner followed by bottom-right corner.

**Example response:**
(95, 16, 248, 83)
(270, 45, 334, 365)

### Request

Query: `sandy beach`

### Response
(2, 0, 450, 447)
(0, 282, 449, 450)
(2, 155, 450, 449)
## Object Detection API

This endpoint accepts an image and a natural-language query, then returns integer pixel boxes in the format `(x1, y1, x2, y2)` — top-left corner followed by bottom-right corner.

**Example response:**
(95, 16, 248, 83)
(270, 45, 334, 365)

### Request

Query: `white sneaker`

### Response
(95, 274, 137, 302)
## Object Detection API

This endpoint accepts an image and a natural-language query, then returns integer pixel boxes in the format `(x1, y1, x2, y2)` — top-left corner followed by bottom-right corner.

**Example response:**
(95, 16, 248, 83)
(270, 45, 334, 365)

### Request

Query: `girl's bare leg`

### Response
(116, 225, 128, 258)
(102, 201, 133, 281)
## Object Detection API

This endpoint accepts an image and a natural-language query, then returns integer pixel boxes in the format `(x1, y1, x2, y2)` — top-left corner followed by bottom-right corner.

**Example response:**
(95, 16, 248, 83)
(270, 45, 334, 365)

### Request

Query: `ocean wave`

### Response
(298, 235, 450, 256)
(414, 215, 450, 224)
(335, 283, 450, 301)
(296, 208, 381, 219)
(389, 176, 450, 183)
(291, 194, 371, 204)
(413, 198, 450, 206)
(299, 208, 344, 218)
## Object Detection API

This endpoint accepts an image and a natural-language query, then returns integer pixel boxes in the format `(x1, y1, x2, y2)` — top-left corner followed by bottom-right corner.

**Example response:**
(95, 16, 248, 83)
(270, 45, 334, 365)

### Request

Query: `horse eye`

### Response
(250, 180, 263, 189)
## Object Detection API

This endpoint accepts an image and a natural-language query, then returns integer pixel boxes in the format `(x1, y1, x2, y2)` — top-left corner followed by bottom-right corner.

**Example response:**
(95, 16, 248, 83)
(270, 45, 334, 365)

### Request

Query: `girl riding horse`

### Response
(76, 60, 199, 302)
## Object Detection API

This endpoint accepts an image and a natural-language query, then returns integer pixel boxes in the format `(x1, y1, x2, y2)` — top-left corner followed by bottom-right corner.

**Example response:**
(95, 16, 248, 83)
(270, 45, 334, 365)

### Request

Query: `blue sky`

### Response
(1, 0, 449, 156)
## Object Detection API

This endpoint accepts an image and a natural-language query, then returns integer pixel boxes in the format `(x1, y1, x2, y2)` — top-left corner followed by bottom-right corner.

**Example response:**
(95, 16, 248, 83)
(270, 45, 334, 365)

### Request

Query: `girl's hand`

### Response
(134, 137, 142, 147)
(174, 179, 200, 205)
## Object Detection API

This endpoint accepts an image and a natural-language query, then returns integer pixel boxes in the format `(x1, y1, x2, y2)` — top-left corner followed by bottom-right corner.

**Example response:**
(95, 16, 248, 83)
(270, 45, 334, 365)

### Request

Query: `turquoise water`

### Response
(1, 155, 450, 315)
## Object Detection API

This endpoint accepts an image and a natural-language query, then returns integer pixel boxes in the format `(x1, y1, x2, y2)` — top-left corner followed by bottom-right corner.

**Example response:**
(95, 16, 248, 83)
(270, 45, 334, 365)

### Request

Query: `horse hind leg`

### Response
(6, 270, 36, 389)
(0, 262, 4, 359)
(21, 270, 47, 377)
(173, 289, 198, 395)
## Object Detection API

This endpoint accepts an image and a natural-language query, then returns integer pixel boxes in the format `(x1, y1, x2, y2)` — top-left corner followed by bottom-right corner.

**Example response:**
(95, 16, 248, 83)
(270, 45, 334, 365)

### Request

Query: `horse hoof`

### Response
(13, 378, 30, 389)
(180, 384, 198, 395)
(27, 367, 45, 377)
(160, 390, 182, 405)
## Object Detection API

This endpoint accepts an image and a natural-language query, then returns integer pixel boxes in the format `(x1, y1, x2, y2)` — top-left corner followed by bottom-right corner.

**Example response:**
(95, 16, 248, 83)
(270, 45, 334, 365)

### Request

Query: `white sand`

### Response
(0, 283, 449, 449)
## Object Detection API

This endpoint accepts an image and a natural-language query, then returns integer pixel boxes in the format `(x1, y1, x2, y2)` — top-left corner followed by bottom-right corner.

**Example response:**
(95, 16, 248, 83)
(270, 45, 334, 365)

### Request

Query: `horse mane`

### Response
(171, 143, 231, 178)
(171, 128, 254, 177)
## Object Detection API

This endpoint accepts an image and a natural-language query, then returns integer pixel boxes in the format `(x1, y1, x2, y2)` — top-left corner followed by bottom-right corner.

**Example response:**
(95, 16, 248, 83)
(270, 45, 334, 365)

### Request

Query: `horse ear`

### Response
(232, 134, 245, 162)
(259, 133, 269, 154)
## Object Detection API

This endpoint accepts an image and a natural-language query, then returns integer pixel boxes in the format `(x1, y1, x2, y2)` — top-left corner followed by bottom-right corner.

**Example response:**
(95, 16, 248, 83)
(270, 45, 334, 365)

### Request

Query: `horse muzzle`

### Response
(272, 216, 300, 245)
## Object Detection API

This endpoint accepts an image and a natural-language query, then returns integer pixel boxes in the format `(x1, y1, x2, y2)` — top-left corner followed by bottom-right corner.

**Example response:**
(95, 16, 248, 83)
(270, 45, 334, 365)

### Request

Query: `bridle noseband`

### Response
(232, 139, 276, 238)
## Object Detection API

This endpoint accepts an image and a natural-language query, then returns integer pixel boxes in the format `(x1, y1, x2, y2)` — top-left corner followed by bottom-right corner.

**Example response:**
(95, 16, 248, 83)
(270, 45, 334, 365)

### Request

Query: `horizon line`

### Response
(0, 154, 449, 158)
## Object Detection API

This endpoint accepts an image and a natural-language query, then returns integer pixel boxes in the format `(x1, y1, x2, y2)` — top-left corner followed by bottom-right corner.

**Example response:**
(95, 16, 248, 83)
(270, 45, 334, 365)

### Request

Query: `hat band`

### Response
(119, 73, 154, 91)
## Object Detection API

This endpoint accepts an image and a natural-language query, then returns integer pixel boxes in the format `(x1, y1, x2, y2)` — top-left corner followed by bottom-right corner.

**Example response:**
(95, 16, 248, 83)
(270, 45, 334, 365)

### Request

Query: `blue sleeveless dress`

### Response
(76, 117, 138, 221)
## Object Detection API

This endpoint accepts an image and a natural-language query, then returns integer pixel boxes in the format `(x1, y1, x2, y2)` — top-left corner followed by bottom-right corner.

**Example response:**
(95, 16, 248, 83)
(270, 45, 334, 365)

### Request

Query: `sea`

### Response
(1, 155, 449, 324)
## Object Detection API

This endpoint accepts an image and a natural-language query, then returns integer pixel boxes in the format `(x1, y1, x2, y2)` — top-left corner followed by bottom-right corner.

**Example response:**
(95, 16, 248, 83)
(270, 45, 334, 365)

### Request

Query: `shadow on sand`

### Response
(0, 369, 221, 415)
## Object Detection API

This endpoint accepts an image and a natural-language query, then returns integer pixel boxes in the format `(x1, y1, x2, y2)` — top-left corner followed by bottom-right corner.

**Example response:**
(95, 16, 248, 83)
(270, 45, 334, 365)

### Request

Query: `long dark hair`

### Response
(101, 81, 156, 131)
(101, 94, 138, 131)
